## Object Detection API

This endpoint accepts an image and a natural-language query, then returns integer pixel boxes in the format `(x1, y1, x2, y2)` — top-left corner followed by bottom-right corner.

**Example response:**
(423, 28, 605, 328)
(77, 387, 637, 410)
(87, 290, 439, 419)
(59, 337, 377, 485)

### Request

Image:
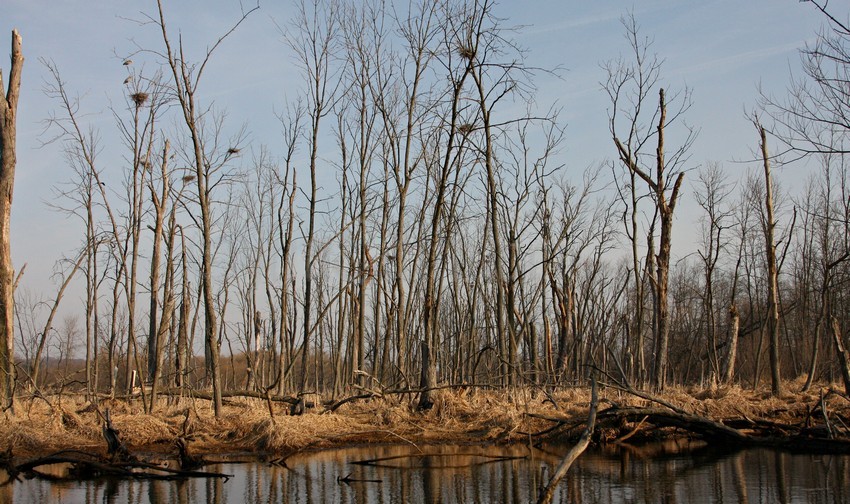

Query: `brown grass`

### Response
(2, 380, 847, 459)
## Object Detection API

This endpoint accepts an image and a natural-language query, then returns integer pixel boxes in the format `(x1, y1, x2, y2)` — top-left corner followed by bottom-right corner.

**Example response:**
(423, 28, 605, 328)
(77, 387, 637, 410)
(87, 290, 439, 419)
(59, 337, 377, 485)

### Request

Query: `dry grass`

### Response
(2, 380, 848, 459)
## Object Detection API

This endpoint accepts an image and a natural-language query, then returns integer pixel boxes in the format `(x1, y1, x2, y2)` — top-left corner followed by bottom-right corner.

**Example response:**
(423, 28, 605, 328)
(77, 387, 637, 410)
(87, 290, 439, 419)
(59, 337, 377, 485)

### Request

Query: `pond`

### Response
(4, 441, 849, 503)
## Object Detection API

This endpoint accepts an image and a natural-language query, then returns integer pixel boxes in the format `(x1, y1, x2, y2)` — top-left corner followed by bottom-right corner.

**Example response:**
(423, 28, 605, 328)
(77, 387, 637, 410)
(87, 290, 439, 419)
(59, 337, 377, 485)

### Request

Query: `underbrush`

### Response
(1, 379, 846, 458)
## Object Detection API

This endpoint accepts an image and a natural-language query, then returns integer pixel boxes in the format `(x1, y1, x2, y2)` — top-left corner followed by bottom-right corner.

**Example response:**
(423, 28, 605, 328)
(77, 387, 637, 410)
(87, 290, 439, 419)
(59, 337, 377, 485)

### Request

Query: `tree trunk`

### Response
(472, 64, 510, 387)
(175, 228, 190, 390)
(147, 141, 169, 388)
(614, 89, 684, 392)
(723, 305, 739, 384)
(0, 29, 23, 408)
(416, 31, 473, 409)
(759, 126, 783, 396)
(830, 317, 850, 397)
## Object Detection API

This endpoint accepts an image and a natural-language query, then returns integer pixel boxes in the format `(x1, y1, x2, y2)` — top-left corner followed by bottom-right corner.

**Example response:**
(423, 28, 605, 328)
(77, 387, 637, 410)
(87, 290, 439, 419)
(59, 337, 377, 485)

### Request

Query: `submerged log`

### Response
(6, 452, 231, 481)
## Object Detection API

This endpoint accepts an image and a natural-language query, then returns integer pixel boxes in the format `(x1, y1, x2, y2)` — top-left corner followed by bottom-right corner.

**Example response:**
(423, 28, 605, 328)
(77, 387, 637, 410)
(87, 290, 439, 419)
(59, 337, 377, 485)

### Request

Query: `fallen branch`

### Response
(538, 374, 599, 504)
(601, 381, 688, 415)
(614, 415, 649, 444)
(325, 392, 381, 413)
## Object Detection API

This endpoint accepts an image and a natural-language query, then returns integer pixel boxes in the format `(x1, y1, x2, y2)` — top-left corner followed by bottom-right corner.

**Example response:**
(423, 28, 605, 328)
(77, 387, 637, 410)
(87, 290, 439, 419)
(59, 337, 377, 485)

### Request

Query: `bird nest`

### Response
(131, 92, 149, 106)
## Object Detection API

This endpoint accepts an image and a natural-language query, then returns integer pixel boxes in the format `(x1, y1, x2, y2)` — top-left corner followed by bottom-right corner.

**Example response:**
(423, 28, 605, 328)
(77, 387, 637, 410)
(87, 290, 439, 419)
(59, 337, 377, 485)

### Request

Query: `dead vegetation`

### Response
(1, 379, 849, 466)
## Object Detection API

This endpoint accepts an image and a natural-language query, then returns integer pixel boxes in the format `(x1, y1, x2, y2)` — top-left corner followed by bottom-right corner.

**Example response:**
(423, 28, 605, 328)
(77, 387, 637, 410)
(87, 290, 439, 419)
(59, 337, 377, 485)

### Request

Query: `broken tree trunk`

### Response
(102, 408, 132, 462)
(0, 29, 23, 410)
(759, 126, 782, 396)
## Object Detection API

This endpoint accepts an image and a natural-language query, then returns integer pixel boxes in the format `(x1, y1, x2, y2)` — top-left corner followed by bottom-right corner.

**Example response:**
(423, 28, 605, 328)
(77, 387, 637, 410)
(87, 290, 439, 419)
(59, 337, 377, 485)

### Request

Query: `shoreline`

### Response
(2, 380, 849, 465)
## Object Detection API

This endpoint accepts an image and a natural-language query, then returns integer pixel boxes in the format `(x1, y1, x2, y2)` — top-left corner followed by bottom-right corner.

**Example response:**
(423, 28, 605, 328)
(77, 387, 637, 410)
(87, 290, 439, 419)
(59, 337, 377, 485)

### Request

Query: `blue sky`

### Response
(0, 0, 830, 298)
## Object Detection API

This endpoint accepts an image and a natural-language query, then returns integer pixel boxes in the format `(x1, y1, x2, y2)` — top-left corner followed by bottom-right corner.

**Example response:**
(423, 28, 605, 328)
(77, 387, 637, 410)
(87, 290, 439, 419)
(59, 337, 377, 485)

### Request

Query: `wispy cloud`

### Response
(522, 11, 623, 36)
(520, 1, 680, 37)
(673, 39, 815, 79)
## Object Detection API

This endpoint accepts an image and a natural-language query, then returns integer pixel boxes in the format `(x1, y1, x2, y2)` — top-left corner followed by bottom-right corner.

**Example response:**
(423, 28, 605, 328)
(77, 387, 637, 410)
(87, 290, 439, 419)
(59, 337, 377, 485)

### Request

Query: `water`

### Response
(3, 441, 849, 503)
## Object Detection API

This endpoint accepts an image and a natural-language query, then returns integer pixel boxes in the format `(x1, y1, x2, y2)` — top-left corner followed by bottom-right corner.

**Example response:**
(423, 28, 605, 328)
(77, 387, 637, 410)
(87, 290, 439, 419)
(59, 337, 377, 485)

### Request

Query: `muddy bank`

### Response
(2, 379, 849, 463)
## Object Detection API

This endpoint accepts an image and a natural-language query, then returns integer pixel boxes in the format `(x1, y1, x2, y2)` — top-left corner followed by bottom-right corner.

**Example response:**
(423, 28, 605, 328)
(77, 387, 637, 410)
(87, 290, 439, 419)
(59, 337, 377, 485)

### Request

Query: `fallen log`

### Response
(326, 393, 381, 413)
(596, 407, 749, 443)
(593, 407, 850, 453)
(7, 452, 232, 481)
(158, 388, 300, 405)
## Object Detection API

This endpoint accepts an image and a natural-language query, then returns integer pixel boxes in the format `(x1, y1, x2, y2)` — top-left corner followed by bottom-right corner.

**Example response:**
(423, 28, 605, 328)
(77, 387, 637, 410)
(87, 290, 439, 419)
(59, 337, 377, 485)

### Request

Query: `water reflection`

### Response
(4, 442, 849, 503)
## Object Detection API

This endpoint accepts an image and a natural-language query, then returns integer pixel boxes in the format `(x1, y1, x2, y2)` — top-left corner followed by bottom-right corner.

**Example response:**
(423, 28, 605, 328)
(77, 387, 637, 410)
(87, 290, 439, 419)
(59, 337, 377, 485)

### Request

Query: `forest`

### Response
(1, 0, 849, 431)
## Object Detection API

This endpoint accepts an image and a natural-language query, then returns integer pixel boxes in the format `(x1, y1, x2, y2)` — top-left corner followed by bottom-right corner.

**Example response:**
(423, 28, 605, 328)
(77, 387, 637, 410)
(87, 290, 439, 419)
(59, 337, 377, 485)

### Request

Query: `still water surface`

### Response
(5, 441, 849, 503)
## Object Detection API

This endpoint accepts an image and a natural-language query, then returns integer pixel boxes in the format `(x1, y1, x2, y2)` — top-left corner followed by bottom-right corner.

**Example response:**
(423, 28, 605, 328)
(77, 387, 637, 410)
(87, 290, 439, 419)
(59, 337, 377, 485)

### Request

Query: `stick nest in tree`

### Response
(131, 92, 149, 106)
(458, 123, 474, 135)
(456, 43, 475, 60)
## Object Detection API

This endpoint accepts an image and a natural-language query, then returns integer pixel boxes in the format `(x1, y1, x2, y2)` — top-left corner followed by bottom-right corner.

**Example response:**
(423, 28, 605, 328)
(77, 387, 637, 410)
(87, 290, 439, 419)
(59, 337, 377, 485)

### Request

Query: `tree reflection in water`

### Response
(4, 442, 850, 503)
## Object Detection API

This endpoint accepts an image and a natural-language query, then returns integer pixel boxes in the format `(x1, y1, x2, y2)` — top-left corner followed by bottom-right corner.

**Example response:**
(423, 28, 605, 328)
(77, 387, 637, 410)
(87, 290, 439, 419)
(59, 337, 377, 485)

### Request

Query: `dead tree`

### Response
(283, 0, 341, 397)
(153, 0, 257, 416)
(606, 15, 693, 390)
(417, 0, 476, 410)
(694, 164, 735, 383)
(146, 140, 169, 393)
(758, 125, 783, 396)
(0, 29, 23, 409)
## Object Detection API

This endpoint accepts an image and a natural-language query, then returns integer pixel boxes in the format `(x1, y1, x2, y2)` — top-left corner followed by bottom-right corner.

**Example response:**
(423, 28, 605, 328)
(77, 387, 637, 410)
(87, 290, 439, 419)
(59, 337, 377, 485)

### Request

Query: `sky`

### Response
(0, 0, 833, 308)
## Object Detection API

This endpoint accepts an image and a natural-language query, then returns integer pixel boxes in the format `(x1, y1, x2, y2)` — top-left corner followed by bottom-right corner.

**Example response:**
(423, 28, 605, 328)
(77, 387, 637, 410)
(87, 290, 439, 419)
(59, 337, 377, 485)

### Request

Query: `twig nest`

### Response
(130, 92, 149, 106)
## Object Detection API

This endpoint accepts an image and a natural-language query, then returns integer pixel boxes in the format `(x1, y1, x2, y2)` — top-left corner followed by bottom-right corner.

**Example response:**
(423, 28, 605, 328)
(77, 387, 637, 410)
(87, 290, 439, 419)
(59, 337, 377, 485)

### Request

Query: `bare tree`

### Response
(0, 29, 23, 408)
(417, 0, 477, 410)
(283, 0, 341, 397)
(152, 0, 257, 416)
(693, 163, 735, 384)
(28, 253, 84, 388)
(383, 0, 439, 385)
(761, 1, 850, 158)
(272, 104, 301, 395)
(605, 14, 694, 390)
(760, 0, 850, 393)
